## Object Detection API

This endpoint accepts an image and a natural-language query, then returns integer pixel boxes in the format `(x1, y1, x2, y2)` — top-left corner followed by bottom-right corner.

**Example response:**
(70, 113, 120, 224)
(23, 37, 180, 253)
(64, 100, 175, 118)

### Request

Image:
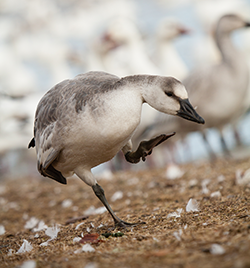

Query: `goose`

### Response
(28, 71, 204, 228)
(139, 14, 250, 158)
(94, 17, 159, 76)
(153, 17, 189, 79)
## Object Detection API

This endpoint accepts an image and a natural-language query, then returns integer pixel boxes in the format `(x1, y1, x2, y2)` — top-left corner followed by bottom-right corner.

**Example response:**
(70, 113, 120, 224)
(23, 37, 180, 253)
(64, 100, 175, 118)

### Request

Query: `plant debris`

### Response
(79, 233, 104, 244)
(101, 232, 124, 238)
(65, 215, 89, 225)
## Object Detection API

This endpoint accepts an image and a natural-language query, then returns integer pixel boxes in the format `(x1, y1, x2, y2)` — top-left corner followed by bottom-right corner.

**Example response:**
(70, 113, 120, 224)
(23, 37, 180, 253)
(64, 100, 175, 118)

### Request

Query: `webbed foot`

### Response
(125, 132, 175, 163)
(114, 219, 146, 229)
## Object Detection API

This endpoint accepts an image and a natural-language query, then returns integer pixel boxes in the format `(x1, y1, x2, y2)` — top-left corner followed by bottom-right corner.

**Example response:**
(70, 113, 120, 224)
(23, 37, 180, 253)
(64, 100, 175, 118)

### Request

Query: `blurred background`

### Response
(1, 0, 250, 179)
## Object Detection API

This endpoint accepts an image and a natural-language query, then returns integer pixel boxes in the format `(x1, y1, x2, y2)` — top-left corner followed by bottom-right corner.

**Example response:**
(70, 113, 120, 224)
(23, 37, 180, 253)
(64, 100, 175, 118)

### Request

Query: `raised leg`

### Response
(92, 184, 145, 228)
(125, 132, 175, 164)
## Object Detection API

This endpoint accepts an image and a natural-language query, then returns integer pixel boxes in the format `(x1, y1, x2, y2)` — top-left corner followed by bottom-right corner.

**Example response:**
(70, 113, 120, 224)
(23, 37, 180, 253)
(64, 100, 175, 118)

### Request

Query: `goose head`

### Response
(142, 76, 205, 124)
(156, 18, 190, 42)
(217, 14, 250, 34)
(101, 17, 141, 49)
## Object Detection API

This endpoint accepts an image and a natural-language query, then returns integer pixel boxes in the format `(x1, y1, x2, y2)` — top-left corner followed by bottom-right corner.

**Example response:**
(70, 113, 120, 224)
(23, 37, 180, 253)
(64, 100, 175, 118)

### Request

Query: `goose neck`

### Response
(215, 30, 241, 65)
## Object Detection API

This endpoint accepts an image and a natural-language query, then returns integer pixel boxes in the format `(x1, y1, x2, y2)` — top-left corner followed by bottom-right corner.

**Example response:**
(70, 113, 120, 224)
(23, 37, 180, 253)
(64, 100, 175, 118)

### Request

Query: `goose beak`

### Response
(245, 22, 250, 27)
(177, 98, 205, 124)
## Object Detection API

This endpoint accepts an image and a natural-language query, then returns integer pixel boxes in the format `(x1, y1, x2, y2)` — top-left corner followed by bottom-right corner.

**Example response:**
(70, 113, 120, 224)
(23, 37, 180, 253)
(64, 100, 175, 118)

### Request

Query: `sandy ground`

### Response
(0, 157, 250, 268)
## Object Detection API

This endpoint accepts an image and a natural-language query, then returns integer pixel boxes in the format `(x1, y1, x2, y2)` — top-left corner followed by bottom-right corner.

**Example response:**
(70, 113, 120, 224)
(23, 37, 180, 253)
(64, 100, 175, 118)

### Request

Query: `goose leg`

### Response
(219, 133, 231, 156)
(202, 132, 216, 160)
(125, 132, 175, 164)
(92, 184, 145, 228)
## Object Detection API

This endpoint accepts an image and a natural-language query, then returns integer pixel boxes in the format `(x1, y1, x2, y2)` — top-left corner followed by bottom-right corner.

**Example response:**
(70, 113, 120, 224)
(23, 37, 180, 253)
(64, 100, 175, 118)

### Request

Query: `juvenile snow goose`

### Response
(28, 71, 204, 227)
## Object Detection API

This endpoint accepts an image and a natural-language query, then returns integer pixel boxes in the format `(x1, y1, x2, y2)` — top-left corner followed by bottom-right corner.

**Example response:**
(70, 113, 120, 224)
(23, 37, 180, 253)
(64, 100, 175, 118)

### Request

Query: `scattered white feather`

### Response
(45, 225, 60, 239)
(34, 233, 39, 238)
(20, 260, 36, 268)
(90, 222, 95, 228)
(167, 208, 183, 218)
(40, 225, 60, 246)
(86, 227, 91, 233)
(217, 175, 225, 182)
(201, 179, 210, 194)
(210, 244, 225, 255)
(127, 177, 139, 185)
(24, 217, 39, 229)
(84, 262, 98, 268)
(210, 191, 221, 198)
(236, 169, 250, 186)
(97, 223, 104, 228)
(62, 199, 73, 208)
(74, 243, 95, 254)
(173, 229, 182, 241)
(0, 225, 5, 235)
(8, 249, 15, 256)
(81, 244, 95, 252)
(33, 220, 48, 232)
(188, 179, 198, 187)
(94, 207, 107, 214)
(111, 191, 123, 202)
(73, 237, 82, 243)
(75, 222, 85, 230)
(165, 164, 184, 180)
(49, 200, 56, 207)
(186, 198, 199, 212)
(40, 241, 50, 247)
(23, 213, 29, 220)
(84, 206, 107, 215)
(17, 239, 33, 253)
(96, 169, 113, 181)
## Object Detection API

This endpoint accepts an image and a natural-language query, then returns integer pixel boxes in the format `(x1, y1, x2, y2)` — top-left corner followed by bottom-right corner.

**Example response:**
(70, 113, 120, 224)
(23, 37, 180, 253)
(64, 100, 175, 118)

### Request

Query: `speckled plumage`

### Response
(29, 70, 204, 227)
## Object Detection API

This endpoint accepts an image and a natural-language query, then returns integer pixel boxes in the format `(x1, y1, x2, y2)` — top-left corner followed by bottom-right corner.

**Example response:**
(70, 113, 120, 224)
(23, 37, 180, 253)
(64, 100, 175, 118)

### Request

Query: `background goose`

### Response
(28, 71, 204, 227)
(153, 17, 189, 79)
(92, 17, 159, 76)
(138, 14, 250, 159)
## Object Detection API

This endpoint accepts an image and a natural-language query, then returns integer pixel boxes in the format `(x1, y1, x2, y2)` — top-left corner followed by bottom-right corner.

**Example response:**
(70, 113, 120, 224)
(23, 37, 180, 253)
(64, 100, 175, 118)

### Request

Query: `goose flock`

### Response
(1, 0, 250, 179)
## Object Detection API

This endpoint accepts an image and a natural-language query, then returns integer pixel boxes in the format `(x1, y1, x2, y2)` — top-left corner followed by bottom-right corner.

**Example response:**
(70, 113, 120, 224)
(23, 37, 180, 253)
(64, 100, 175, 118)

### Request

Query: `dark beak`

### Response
(245, 22, 250, 27)
(177, 98, 205, 124)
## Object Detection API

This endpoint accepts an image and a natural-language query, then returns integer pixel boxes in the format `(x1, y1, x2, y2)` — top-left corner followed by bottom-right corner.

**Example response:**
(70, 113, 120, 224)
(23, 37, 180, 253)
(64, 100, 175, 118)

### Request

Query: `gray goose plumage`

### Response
(28, 71, 204, 227)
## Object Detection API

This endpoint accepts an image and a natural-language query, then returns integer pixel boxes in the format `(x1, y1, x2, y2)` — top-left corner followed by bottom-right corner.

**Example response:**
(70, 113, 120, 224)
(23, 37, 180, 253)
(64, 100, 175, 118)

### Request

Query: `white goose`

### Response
(140, 14, 250, 157)
(28, 71, 204, 227)
(94, 17, 159, 76)
(153, 17, 189, 79)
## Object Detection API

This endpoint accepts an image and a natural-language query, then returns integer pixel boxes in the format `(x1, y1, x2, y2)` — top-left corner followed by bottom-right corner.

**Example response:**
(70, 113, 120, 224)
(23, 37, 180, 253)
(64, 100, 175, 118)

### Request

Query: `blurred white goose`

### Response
(94, 17, 159, 76)
(28, 71, 204, 227)
(139, 14, 250, 156)
(153, 17, 189, 79)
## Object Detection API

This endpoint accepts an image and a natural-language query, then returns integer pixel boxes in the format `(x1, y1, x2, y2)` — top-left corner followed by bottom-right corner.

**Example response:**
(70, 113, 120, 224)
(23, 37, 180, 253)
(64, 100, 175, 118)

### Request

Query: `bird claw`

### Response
(125, 132, 175, 163)
(114, 219, 146, 229)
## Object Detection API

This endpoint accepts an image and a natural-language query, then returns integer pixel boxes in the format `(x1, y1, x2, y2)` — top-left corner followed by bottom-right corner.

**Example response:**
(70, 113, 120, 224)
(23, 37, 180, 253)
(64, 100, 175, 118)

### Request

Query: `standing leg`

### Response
(202, 131, 216, 160)
(92, 184, 144, 228)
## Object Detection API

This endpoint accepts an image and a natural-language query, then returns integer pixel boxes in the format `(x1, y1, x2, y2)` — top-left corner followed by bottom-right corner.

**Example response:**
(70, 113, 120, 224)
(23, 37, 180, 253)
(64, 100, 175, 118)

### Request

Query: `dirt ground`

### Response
(0, 157, 250, 268)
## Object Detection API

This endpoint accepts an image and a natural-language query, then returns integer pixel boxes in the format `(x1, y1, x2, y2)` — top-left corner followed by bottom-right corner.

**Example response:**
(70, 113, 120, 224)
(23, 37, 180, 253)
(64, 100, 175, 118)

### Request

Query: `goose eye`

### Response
(165, 91, 173, 97)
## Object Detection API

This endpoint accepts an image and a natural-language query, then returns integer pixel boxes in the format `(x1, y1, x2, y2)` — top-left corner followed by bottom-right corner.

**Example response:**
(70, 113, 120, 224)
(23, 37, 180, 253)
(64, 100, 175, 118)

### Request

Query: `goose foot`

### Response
(114, 219, 146, 229)
(125, 132, 175, 163)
